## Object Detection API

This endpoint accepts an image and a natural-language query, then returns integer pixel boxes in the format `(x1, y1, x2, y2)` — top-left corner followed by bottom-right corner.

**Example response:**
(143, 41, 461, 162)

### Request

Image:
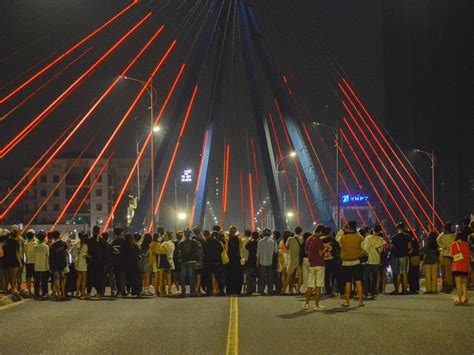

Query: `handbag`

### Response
(452, 242, 464, 262)
(220, 242, 229, 265)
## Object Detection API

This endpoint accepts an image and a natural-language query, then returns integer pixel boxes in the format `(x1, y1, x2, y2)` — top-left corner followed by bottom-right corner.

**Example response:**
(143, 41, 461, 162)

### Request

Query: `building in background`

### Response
(21, 153, 150, 229)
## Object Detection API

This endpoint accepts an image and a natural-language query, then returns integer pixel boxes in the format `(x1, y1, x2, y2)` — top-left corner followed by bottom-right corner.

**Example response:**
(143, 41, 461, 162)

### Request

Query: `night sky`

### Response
(5, 0, 466, 230)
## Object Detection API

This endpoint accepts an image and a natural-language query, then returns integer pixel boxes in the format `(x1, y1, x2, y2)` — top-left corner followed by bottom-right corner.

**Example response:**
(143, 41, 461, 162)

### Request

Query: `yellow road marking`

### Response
(226, 296, 239, 355)
(0, 299, 28, 311)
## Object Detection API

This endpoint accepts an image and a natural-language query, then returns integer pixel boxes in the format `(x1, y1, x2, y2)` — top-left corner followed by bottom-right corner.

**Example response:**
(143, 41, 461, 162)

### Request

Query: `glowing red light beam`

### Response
(341, 124, 419, 239)
(150, 85, 199, 233)
(22, 135, 98, 232)
(248, 173, 255, 231)
(102, 62, 186, 233)
(69, 153, 114, 233)
(188, 130, 209, 229)
(0, 27, 165, 220)
(267, 112, 300, 225)
(338, 131, 397, 227)
(301, 122, 337, 204)
(52, 39, 176, 231)
(339, 84, 439, 230)
(0, 13, 153, 158)
(240, 172, 246, 230)
(341, 79, 444, 226)
(0, 0, 139, 104)
(0, 47, 93, 123)
(274, 100, 317, 223)
(0, 110, 84, 205)
(341, 103, 428, 236)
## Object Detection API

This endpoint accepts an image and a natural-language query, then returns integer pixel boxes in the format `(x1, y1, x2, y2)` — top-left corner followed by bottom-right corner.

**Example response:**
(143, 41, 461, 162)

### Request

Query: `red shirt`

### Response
(450, 241, 471, 273)
(305, 236, 324, 267)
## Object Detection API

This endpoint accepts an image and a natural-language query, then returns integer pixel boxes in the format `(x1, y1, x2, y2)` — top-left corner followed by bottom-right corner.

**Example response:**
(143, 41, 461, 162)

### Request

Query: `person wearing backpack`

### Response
(176, 229, 199, 296)
(49, 230, 68, 300)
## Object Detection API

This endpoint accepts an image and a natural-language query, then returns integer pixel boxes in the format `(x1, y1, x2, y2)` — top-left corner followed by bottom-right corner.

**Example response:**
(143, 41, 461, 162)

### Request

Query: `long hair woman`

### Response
(225, 226, 243, 295)
(140, 233, 153, 296)
(162, 232, 175, 296)
(74, 233, 89, 299)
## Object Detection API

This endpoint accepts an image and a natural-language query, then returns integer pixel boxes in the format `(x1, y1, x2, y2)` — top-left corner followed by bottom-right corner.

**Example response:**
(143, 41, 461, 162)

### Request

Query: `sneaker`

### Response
(314, 305, 326, 311)
(303, 303, 310, 309)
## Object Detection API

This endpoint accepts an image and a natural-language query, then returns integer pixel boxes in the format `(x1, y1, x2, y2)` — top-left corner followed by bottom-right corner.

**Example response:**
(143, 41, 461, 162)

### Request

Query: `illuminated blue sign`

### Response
(340, 194, 369, 206)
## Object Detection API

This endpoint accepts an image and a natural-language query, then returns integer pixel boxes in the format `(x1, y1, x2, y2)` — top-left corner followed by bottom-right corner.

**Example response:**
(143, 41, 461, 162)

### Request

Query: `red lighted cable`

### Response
(0, 26, 165, 220)
(340, 84, 438, 230)
(0, 0, 139, 104)
(341, 127, 418, 238)
(267, 112, 300, 225)
(338, 130, 397, 227)
(341, 79, 444, 225)
(150, 85, 199, 232)
(52, 39, 176, 231)
(0, 47, 93, 123)
(341, 104, 428, 235)
(0, 13, 153, 158)
(274, 100, 317, 223)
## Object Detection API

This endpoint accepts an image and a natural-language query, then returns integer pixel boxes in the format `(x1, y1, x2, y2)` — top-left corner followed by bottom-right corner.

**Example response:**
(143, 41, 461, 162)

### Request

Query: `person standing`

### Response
(86, 226, 107, 298)
(321, 227, 342, 297)
(23, 229, 37, 296)
(226, 226, 243, 295)
(245, 232, 259, 295)
(337, 221, 365, 307)
(122, 234, 141, 297)
(33, 231, 49, 299)
(437, 223, 456, 293)
(408, 232, 421, 294)
(49, 231, 69, 300)
(3, 230, 21, 294)
(73, 233, 89, 299)
(139, 233, 153, 296)
(422, 231, 439, 294)
(362, 225, 385, 299)
(203, 231, 224, 296)
(162, 232, 175, 296)
(256, 229, 278, 295)
(304, 225, 326, 310)
(110, 228, 126, 297)
(390, 223, 412, 295)
(450, 232, 471, 304)
(301, 232, 312, 291)
(177, 229, 199, 297)
(240, 230, 251, 294)
(283, 227, 304, 294)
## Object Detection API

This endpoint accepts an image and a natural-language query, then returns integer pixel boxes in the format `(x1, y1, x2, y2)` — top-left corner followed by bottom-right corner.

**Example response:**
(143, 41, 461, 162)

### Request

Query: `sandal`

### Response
(341, 302, 350, 307)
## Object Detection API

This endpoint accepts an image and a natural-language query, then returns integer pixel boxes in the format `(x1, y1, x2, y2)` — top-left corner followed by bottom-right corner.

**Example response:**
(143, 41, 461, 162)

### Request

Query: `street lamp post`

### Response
(122, 75, 158, 232)
(313, 122, 340, 229)
(415, 149, 436, 229)
(276, 151, 298, 219)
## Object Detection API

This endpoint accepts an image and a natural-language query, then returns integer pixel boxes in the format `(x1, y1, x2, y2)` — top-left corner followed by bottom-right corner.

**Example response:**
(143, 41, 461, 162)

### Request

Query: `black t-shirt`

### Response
(3, 238, 20, 267)
(391, 233, 411, 258)
(49, 240, 68, 271)
(246, 240, 258, 267)
(203, 238, 223, 265)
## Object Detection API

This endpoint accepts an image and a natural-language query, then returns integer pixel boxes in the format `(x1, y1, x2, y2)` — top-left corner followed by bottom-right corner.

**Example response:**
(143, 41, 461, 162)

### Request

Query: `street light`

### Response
(275, 151, 299, 221)
(275, 151, 297, 171)
(122, 75, 158, 232)
(177, 212, 187, 220)
(286, 211, 294, 229)
(313, 121, 340, 229)
(414, 148, 436, 229)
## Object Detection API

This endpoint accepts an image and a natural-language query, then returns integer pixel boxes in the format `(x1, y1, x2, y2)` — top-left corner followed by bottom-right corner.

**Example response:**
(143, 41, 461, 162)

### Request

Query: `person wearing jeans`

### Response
(257, 229, 278, 295)
(180, 262, 196, 296)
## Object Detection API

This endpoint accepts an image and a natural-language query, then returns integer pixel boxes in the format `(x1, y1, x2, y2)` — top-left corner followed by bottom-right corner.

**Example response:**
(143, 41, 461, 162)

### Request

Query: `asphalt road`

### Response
(1, 291, 473, 354)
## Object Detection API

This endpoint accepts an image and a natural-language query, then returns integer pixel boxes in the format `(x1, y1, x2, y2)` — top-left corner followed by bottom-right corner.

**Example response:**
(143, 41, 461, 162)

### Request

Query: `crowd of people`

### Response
(0, 217, 473, 308)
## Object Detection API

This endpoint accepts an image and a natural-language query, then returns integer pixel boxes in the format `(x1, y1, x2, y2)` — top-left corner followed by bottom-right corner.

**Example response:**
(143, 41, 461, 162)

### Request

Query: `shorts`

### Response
(286, 259, 301, 275)
(53, 271, 66, 282)
(307, 266, 325, 288)
(397, 257, 410, 274)
(452, 271, 468, 278)
(343, 264, 363, 283)
(25, 264, 35, 279)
